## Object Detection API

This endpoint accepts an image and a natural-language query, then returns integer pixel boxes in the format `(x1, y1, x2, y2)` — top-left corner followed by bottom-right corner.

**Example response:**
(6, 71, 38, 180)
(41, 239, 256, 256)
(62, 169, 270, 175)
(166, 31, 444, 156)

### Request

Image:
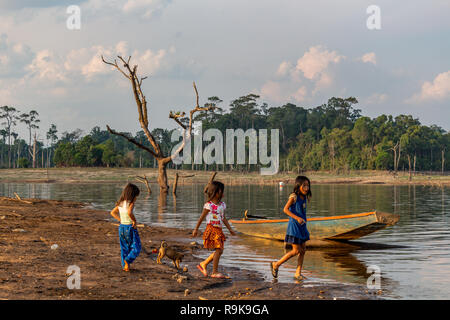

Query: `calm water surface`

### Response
(1, 182, 449, 299)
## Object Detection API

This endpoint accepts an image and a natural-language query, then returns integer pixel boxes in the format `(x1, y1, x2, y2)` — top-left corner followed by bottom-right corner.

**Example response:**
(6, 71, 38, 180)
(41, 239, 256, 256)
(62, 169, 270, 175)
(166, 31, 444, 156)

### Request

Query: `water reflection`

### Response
(0, 182, 449, 299)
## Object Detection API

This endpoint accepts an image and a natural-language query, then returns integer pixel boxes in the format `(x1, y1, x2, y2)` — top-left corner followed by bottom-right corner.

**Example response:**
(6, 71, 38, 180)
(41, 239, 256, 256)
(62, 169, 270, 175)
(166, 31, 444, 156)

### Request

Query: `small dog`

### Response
(156, 241, 184, 270)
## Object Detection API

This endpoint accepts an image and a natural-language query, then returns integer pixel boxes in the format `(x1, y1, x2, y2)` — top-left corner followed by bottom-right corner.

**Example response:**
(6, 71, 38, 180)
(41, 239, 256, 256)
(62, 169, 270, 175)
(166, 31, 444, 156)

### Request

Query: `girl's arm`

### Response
(283, 197, 305, 225)
(222, 216, 236, 236)
(110, 206, 121, 223)
(192, 208, 209, 237)
(127, 202, 138, 228)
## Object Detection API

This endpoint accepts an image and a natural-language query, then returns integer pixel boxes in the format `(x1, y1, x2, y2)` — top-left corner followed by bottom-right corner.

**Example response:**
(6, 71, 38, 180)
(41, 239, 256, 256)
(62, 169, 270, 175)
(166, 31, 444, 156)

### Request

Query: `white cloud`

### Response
(295, 45, 344, 80)
(312, 73, 333, 95)
(366, 93, 388, 104)
(259, 81, 284, 103)
(64, 41, 169, 80)
(289, 86, 308, 103)
(259, 81, 309, 104)
(0, 34, 34, 77)
(360, 52, 377, 65)
(409, 71, 450, 102)
(0, 39, 172, 114)
(25, 49, 67, 82)
(276, 61, 292, 77)
(271, 45, 344, 95)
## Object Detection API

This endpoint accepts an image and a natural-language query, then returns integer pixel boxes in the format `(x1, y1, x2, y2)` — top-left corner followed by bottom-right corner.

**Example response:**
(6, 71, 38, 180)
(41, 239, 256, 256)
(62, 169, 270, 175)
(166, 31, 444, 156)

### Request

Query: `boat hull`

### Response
(229, 211, 399, 245)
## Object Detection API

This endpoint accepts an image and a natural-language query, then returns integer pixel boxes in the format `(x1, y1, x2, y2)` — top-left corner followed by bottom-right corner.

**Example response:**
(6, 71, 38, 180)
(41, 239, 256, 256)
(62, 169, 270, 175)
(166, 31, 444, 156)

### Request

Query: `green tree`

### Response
(0, 106, 20, 168)
(54, 142, 76, 167)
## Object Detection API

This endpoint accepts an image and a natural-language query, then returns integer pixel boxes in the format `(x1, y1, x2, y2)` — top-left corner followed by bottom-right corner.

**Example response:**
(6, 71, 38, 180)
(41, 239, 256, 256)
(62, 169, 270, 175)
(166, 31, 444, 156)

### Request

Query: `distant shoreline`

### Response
(0, 168, 449, 186)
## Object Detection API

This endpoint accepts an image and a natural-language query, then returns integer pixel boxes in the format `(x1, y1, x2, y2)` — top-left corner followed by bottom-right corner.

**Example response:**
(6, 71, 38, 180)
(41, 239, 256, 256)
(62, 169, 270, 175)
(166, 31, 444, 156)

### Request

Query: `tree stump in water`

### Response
(204, 172, 217, 194)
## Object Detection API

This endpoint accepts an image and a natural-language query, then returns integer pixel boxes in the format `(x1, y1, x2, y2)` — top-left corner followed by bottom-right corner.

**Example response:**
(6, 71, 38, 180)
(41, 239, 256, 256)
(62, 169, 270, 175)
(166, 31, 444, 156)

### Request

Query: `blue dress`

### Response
(285, 193, 310, 244)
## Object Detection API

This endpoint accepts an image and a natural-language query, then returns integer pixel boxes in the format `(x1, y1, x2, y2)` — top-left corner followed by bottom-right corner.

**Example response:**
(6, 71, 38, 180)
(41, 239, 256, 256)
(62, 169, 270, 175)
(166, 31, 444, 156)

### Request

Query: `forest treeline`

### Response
(1, 95, 449, 173)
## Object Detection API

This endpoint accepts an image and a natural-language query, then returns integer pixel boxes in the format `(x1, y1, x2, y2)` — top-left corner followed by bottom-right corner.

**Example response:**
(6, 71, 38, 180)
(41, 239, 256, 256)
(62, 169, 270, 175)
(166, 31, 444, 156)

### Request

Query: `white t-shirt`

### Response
(118, 201, 133, 225)
(204, 201, 226, 228)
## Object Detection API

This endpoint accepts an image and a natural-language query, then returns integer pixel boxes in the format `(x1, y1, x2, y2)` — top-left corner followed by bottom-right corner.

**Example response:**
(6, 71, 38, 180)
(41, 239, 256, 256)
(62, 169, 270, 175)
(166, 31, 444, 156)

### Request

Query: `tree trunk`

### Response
(442, 149, 445, 174)
(17, 140, 21, 168)
(393, 148, 397, 173)
(408, 155, 412, 181)
(413, 154, 416, 176)
(8, 137, 11, 169)
(32, 134, 37, 169)
(157, 158, 169, 194)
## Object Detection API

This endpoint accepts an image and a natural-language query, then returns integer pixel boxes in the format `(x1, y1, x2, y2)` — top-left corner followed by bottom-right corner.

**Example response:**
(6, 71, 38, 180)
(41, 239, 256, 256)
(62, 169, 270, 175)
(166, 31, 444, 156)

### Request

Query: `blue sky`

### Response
(0, 0, 449, 141)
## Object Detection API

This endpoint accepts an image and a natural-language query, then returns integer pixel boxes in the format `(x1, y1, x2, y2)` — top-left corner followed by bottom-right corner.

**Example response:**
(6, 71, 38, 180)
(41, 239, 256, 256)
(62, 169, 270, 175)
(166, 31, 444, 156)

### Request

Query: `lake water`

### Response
(1, 182, 449, 299)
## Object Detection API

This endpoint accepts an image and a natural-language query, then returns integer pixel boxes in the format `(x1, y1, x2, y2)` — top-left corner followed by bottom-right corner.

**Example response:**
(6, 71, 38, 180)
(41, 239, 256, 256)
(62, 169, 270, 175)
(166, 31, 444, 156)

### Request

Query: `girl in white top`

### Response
(110, 183, 141, 272)
(193, 181, 236, 278)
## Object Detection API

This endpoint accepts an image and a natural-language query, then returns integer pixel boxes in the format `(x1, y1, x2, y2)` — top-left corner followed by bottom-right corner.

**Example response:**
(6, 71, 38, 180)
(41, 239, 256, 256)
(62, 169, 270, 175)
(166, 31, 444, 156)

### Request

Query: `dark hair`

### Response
(293, 176, 311, 200)
(116, 183, 140, 206)
(206, 181, 225, 202)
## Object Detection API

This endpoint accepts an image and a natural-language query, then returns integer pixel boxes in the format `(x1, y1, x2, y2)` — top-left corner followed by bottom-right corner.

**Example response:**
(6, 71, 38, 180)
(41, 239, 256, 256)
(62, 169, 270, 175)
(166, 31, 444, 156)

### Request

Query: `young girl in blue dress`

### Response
(270, 176, 311, 281)
(110, 183, 142, 272)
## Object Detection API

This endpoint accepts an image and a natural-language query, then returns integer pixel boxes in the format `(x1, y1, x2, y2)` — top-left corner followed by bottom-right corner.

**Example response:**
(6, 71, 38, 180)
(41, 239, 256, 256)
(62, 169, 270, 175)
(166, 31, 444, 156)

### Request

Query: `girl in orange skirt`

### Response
(192, 181, 236, 278)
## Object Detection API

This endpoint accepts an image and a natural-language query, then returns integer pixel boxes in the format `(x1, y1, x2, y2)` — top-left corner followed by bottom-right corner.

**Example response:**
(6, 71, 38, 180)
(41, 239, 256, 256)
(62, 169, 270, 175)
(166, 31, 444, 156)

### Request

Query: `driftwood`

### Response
(0, 194, 33, 205)
(136, 175, 151, 194)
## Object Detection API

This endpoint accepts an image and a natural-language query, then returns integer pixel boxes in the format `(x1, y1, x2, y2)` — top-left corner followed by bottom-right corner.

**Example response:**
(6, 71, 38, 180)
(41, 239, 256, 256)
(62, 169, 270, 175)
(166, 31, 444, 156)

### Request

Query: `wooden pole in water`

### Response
(172, 172, 179, 195)
(204, 171, 217, 194)
(172, 173, 194, 196)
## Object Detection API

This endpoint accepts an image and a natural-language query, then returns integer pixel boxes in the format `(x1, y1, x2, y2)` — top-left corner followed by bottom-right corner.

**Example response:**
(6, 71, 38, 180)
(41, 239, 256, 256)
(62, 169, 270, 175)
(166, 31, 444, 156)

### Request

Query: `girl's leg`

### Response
(272, 244, 300, 270)
(294, 243, 306, 278)
(211, 248, 223, 275)
(125, 228, 142, 265)
(200, 252, 215, 269)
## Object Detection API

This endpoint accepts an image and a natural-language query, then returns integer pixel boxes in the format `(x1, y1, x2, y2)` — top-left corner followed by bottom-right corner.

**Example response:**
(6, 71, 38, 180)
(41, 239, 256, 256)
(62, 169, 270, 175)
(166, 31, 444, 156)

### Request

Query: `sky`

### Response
(0, 0, 449, 142)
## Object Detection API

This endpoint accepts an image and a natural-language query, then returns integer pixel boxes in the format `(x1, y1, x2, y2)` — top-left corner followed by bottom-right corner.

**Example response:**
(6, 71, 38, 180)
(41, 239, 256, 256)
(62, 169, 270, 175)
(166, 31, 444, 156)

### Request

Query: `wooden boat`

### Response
(229, 211, 399, 247)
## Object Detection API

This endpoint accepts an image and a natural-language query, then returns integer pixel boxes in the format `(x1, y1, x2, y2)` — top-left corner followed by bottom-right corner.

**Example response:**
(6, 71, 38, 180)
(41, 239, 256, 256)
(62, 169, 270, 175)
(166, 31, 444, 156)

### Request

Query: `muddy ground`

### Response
(0, 197, 378, 300)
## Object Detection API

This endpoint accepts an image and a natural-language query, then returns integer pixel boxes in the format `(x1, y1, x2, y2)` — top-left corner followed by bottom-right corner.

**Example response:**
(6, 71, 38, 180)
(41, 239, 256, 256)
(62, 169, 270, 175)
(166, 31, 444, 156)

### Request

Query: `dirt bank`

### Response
(0, 197, 378, 300)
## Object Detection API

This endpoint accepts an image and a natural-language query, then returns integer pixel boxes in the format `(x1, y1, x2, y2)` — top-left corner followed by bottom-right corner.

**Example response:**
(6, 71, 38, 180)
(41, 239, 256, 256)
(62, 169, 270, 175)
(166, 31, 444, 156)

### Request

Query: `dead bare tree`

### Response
(101, 55, 214, 194)
(390, 141, 401, 174)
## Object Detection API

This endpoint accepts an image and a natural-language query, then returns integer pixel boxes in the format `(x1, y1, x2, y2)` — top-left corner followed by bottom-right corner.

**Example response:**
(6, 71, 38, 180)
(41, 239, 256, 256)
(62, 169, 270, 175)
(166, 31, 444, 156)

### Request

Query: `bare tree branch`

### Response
(169, 82, 216, 161)
(106, 125, 157, 158)
(101, 55, 131, 80)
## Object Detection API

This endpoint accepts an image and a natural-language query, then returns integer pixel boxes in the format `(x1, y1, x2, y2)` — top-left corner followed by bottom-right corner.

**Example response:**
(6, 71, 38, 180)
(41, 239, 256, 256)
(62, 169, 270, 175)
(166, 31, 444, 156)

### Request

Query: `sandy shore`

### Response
(0, 196, 378, 300)
(0, 167, 449, 187)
